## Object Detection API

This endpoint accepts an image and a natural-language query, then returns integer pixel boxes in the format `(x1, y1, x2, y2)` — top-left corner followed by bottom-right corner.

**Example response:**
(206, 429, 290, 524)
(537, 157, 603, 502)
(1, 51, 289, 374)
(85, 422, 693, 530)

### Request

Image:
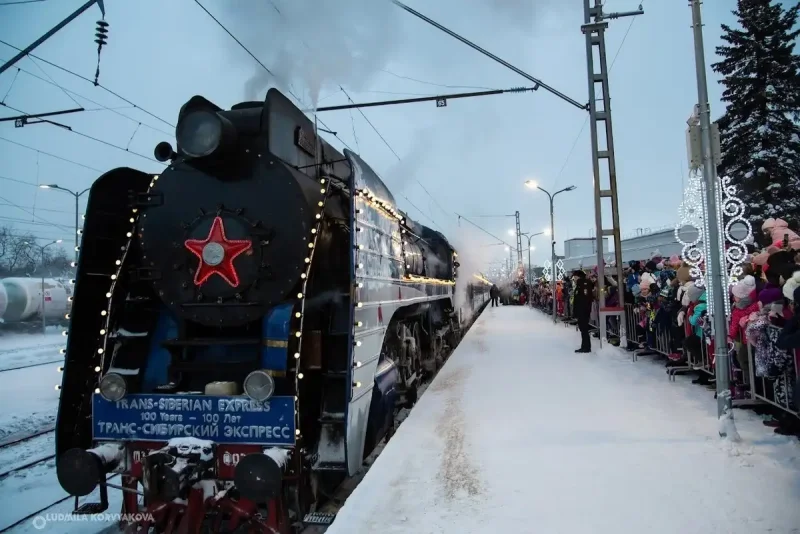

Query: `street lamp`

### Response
(39, 184, 91, 265)
(23, 239, 63, 334)
(524, 180, 577, 323)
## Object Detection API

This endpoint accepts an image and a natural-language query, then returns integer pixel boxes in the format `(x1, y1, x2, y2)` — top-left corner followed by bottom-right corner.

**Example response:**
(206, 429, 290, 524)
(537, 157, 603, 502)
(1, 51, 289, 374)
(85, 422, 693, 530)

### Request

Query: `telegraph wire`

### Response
(0, 136, 103, 173)
(550, 1, 643, 191)
(0, 39, 175, 129)
(2, 103, 164, 165)
(0, 59, 173, 136)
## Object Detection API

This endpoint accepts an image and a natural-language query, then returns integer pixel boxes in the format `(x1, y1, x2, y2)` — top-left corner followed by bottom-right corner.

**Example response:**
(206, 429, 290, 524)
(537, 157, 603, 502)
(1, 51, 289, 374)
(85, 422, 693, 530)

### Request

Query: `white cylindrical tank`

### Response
(1, 278, 69, 322)
(0, 282, 7, 322)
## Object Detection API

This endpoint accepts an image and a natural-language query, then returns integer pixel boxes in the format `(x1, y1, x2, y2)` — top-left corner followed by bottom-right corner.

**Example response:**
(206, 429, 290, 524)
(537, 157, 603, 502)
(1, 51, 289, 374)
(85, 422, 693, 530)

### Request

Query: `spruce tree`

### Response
(712, 0, 800, 243)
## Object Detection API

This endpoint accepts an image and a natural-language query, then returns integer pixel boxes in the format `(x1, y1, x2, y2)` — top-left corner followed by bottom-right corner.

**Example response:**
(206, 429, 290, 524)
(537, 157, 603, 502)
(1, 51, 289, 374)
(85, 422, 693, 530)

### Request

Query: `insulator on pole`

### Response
(93, 19, 109, 85)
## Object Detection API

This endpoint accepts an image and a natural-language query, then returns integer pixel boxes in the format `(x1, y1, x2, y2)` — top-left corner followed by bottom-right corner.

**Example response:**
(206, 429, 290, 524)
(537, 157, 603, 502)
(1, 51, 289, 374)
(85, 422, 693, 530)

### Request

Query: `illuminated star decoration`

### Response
(184, 216, 252, 287)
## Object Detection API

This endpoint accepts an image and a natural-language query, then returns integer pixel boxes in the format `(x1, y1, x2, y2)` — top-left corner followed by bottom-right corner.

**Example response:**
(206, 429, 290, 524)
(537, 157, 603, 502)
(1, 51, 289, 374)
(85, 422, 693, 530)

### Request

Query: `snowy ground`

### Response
(3, 309, 800, 533)
(0, 330, 72, 532)
(327, 306, 800, 534)
(0, 359, 62, 439)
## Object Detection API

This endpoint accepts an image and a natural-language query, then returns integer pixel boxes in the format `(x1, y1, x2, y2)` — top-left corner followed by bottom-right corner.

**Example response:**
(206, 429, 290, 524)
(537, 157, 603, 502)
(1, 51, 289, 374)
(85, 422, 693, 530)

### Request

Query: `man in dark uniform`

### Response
(572, 270, 593, 353)
(490, 284, 499, 307)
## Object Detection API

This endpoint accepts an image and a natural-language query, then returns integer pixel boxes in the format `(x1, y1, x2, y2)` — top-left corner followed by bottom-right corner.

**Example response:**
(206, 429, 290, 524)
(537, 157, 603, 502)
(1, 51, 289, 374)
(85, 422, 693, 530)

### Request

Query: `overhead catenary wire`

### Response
(0, 0, 48, 6)
(2, 102, 164, 165)
(379, 68, 499, 92)
(0, 195, 74, 231)
(0, 136, 104, 173)
(390, 0, 585, 110)
(0, 58, 173, 136)
(190, 0, 354, 156)
(191, 0, 450, 231)
(0, 215, 73, 230)
(455, 213, 515, 249)
(0, 39, 175, 129)
(0, 202, 74, 215)
(336, 86, 450, 229)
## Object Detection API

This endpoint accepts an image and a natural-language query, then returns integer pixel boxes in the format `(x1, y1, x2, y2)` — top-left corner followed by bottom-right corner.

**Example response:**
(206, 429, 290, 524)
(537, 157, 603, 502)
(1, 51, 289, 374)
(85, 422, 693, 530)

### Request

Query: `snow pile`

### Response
(327, 307, 800, 534)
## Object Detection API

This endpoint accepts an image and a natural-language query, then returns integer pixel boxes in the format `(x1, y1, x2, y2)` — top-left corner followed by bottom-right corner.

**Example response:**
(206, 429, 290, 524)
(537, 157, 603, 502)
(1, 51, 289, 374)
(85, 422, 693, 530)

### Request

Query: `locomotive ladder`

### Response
(581, 0, 642, 349)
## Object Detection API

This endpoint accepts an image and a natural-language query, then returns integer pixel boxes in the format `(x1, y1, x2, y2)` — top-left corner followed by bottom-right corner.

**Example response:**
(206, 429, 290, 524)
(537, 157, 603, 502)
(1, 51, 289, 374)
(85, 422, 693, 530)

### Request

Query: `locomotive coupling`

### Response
(56, 443, 124, 496)
(142, 439, 216, 502)
(233, 448, 290, 502)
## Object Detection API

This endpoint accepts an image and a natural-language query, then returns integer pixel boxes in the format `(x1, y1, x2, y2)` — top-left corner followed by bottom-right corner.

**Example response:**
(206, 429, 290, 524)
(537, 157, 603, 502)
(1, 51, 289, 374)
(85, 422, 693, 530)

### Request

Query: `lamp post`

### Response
(39, 184, 90, 265)
(688, 0, 737, 439)
(23, 239, 63, 334)
(524, 181, 576, 323)
(521, 232, 544, 306)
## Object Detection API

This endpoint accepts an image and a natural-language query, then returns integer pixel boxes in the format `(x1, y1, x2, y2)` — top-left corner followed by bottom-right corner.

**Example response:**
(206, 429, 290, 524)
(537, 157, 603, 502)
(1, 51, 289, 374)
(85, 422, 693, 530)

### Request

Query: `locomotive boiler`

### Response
(55, 88, 461, 533)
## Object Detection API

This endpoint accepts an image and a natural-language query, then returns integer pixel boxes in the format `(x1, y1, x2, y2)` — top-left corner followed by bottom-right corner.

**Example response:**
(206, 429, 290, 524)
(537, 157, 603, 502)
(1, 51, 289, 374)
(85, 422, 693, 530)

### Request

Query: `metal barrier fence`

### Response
(745, 324, 798, 417)
(540, 296, 799, 420)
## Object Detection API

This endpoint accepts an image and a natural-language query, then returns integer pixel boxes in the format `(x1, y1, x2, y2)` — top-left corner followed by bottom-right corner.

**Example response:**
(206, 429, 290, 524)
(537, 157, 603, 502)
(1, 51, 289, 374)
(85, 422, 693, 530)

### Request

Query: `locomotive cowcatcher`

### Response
(54, 88, 461, 533)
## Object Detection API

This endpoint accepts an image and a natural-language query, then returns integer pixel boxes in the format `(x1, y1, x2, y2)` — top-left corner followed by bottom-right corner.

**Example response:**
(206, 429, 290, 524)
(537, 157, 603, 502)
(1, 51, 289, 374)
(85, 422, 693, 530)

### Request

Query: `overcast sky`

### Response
(0, 0, 749, 270)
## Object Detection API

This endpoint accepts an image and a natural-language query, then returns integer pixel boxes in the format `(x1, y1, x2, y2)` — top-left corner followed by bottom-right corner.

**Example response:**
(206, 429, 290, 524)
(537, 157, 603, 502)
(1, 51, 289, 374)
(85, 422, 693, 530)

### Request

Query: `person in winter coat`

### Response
(572, 270, 594, 353)
(776, 278, 800, 412)
(729, 275, 759, 383)
(489, 284, 499, 307)
(689, 291, 707, 339)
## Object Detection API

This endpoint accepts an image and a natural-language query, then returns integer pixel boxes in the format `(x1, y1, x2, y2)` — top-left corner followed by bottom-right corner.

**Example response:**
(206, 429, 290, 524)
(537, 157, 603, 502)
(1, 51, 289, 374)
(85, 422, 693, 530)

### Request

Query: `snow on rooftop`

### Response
(326, 307, 800, 534)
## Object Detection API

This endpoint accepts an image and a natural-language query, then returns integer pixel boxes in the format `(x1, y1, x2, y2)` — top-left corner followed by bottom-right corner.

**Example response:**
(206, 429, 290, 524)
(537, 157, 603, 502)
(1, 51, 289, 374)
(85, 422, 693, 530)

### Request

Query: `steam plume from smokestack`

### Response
(222, 0, 399, 107)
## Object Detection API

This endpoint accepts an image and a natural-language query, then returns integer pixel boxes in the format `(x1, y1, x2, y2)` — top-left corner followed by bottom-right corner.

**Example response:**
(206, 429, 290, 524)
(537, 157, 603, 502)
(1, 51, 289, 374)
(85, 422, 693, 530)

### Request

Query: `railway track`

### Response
(0, 304, 488, 533)
(0, 474, 120, 533)
(0, 342, 62, 358)
(0, 358, 64, 373)
(0, 453, 56, 479)
(0, 424, 55, 449)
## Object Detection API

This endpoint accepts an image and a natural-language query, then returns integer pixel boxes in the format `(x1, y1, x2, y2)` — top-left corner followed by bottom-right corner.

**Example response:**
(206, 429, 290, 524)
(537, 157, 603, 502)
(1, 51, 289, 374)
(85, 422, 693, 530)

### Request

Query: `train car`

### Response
(0, 282, 7, 323)
(0, 277, 71, 332)
(54, 89, 461, 533)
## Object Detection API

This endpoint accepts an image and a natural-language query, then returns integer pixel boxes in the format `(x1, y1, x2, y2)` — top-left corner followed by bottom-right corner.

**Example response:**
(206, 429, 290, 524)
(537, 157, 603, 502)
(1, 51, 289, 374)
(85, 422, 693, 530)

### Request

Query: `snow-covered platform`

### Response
(327, 306, 800, 534)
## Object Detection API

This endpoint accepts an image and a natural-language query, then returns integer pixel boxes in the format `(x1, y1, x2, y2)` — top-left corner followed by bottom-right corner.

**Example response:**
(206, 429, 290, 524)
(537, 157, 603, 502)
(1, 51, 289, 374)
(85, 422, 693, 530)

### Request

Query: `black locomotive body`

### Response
(54, 89, 461, 533)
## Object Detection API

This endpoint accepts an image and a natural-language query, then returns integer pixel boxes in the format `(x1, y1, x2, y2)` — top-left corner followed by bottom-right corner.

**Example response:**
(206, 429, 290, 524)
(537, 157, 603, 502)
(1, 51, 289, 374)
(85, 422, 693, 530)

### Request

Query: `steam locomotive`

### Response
(55, 88, 463, 533)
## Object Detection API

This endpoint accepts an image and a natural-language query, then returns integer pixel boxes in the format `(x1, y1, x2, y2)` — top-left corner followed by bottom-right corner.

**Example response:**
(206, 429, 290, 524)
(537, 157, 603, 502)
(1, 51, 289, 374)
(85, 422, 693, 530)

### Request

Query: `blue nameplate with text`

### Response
(92, 393, 295, 446)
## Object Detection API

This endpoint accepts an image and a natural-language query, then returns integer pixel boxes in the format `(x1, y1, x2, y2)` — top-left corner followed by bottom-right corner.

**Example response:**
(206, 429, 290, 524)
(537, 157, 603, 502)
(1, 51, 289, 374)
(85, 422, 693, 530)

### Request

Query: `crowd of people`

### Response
(489, 279, 529, 307)
(525, 217, 800, 436)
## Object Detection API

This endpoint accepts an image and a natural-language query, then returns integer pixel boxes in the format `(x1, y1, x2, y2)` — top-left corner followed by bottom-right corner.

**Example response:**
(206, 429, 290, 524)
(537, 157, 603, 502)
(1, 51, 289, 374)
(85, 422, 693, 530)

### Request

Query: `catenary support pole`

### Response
(689, 0, 738, 439)
(515, 211, 523, 268)
(582, 0, 640, 348)
(550, 196, 557, 323)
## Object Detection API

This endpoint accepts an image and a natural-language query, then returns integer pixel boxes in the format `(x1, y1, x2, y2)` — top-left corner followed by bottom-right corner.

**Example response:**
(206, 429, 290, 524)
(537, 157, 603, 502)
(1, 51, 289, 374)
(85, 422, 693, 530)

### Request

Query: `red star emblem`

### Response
(184, 216, 252, 287)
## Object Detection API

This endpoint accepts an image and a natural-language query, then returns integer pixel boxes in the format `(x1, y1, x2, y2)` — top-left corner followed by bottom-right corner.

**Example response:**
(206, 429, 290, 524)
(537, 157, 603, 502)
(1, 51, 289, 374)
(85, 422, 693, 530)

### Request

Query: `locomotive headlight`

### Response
(98, 372, 127, 402)
(176, 110, 236, 158)
(243, 370, 275, 402)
